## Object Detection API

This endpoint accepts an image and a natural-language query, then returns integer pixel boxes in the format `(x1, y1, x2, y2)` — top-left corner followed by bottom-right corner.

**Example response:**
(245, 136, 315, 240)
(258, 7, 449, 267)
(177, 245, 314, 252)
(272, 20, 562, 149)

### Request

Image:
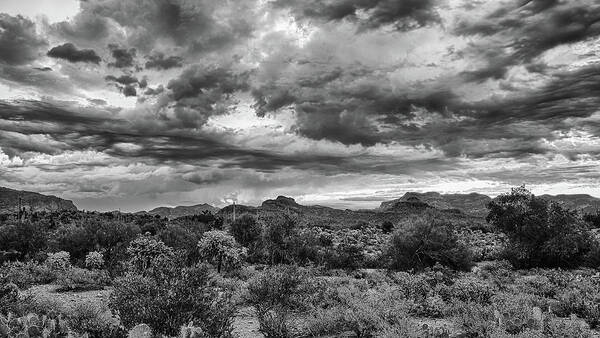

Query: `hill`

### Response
(379, 192, 492, 217)
(540, 194, 600, 215)
(144, 203, 219, 219)
(0, 186, 77, 213)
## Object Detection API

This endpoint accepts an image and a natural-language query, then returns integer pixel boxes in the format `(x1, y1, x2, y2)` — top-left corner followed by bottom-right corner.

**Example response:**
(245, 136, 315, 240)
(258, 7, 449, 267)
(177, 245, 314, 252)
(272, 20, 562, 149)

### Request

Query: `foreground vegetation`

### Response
(1, 187, 600, 337)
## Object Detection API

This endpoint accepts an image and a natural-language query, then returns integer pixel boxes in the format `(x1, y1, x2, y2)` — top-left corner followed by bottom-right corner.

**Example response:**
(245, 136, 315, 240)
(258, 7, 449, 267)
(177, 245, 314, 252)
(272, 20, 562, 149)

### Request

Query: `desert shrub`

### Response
(198, 230, 247, 273)
(56, 267, 111, 292)
(0, 261, 56, 288)
(325, 243, 364, 270)
(111, 265, 235, 337)
(487, 186, 594, 268)
(0, 283, 19, 315)
(261, 214, 298, 264)
(45, 251, 71, 270)
(65, 301, 126, 338)
(157, 224, 204, 264)
(230, 214, 261, 249)
(246, 265, 313, 337)
(126, 235, 175, 275)
(381, 221, 394, 234)
(0, 221, 48, 261)
(49, 224, 95, 262)
(304, 282, 417, 337)
(437, 277, 497, 305)
(583, 212, 600, 228)
(387, 215, 473, 271)
(85, 251, 105, 269)
(543, 316, 596, 338)
(110, 238, 235, 336)
(554, 279, 600, 329)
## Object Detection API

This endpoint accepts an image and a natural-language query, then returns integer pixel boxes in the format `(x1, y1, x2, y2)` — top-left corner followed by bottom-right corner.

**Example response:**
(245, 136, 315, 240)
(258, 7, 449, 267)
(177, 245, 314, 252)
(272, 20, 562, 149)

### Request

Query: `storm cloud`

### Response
(2, 0, 600, 210)
(47, 43, 101, 64)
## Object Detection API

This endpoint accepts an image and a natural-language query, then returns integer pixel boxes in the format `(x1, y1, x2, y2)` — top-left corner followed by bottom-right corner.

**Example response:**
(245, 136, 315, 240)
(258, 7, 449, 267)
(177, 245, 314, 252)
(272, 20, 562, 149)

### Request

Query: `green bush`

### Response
(487, 186, 594, 268)
(387, 215, 473, 271)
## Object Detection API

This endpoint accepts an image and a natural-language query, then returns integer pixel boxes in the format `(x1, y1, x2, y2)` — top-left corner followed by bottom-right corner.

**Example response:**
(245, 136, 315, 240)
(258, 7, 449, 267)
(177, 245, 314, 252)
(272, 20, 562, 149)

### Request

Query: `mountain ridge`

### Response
(140, 203, 220, 219)
(0, 186, 77, 213)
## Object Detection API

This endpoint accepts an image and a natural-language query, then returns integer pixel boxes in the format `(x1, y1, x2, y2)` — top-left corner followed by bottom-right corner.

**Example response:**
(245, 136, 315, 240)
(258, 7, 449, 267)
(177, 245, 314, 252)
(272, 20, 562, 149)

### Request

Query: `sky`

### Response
(1, 0, 600, 211)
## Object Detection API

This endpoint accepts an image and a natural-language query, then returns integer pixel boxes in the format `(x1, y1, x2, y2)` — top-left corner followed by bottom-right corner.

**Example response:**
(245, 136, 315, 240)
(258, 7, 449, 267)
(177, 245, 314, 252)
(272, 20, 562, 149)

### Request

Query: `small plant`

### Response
(46, 251, 71, 271)
(85, 251, 105, 269)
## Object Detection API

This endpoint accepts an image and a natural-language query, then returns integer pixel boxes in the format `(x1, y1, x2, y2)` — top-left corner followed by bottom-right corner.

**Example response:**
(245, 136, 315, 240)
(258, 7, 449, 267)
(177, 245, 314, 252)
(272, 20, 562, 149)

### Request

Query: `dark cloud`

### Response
(75, 0, 258, 54)
(105, 74, 138, 85)
(166, 65, 250, 125)
(144, 85, 165, 96)
(108, 45, 136, 68)
(145, 52, 183, 70)
(33, 67, 53, 72)
(0, 14, 47, 65)
(123, 85, 137, 97)
(0, 99, 360, 174)
(456, 0, 600, 82)
(47, 43, 101, 64)
(273, 0, 440, 31)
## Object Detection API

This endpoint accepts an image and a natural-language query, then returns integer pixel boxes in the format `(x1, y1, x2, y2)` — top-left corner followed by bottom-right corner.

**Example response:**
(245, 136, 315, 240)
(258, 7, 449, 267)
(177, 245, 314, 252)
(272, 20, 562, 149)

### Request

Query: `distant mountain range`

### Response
(0, 186, 77, 213)
(139, 203, 219, 219)
(1, 186, 599, 219)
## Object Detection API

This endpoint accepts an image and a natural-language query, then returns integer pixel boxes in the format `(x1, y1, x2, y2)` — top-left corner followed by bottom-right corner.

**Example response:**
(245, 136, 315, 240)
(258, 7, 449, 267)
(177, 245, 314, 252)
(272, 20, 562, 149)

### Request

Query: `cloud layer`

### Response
(1, 0, 600, 211)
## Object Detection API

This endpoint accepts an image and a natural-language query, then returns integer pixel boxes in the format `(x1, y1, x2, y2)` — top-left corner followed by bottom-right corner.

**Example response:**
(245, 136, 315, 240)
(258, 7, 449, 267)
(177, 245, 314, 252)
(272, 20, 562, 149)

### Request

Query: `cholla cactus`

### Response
(85, 251, 105, 269)
(197, 230, 247, 273)
(46, 251, 71, 270)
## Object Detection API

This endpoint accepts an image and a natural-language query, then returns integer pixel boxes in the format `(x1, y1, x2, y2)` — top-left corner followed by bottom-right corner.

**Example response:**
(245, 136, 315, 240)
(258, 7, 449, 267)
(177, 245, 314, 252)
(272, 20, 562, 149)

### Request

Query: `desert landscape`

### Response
(2, 0, 600, 337)
(1, 186, 600, 337)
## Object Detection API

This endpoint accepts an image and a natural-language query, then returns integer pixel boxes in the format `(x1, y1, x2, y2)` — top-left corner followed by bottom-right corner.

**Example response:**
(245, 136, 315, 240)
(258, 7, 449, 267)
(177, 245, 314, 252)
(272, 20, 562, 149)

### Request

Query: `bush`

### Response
(246, 265, 312, 337)
(56, 267, 111, 292)
(110, 238, 235, 336)
(261, 214, 298, 264)
(0, 261, 56, 288)
(387, 215, 473, 271)
(198, 230, 247, 273)
(381, 221, 394, 234)
(46, 251, 71, 271)
(126, 235, 175, 276)
(65, 301, 125, 338)
(487, 186, 594, 268)
(229, 214, 261, 249)
(85, 251, 105, 269)
(324, 243, 364, 270)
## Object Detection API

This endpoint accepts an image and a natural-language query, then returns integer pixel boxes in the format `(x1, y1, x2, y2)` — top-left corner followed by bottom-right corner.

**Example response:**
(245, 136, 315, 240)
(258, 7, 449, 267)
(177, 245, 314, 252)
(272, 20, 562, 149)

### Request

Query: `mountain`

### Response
(540, 194, 600, 215)
(144, 203, 219, 219)
(380, 192, 492, 217)
(0, 186, 77, 213)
